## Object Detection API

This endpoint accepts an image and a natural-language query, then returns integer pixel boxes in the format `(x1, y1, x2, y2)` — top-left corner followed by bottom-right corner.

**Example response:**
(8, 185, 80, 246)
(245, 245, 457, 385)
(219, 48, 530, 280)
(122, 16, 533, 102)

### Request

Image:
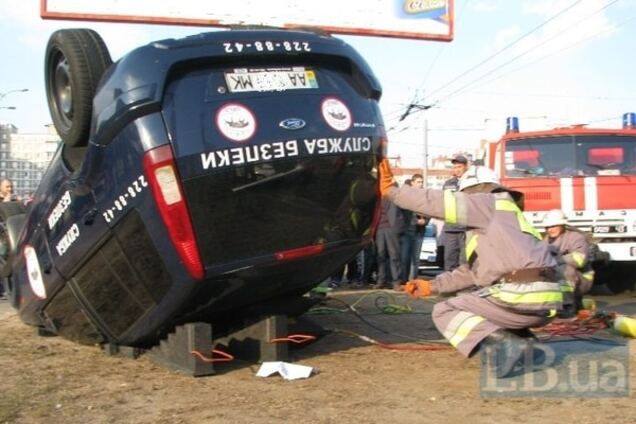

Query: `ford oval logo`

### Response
(279, 118, 306, 130)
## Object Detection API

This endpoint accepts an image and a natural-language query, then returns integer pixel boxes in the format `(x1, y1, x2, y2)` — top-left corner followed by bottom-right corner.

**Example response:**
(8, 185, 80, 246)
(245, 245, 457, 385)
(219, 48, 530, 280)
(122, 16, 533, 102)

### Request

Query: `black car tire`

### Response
(0, 202, 26, 308)
(45, 29, 112, 147)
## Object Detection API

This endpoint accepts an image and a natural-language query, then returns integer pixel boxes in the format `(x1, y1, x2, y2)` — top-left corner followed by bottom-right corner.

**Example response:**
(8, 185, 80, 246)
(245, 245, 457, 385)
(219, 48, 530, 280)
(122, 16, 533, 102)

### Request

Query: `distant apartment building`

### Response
(0, 123, 59, 197)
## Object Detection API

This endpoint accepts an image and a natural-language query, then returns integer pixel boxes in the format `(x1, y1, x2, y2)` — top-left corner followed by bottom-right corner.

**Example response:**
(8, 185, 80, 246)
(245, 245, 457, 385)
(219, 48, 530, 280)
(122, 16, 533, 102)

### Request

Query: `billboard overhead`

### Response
(41, 0, 454, 41)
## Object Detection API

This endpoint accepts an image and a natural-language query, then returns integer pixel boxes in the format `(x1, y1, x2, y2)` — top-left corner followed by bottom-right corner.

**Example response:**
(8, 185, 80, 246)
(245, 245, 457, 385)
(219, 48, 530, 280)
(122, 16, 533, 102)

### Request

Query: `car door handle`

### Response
(83, 208, 99, 225)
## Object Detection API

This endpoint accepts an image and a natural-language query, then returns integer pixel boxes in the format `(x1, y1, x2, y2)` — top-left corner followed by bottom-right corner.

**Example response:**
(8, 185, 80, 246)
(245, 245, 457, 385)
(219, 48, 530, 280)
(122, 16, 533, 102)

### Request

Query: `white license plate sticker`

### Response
(225, 67, 318, 93)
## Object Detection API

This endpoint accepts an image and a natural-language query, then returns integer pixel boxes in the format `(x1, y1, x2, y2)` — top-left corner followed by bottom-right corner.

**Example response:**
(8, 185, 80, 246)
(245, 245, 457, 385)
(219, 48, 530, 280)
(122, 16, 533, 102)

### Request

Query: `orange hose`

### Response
(535, 317, 607, 341)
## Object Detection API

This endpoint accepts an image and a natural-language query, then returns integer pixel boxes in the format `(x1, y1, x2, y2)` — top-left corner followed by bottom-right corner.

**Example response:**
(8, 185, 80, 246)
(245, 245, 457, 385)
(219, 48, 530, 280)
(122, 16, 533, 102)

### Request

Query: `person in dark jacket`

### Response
(374, 188, 405, 290)
(441, 155, 469, 271)
(399, 174, 429, 280)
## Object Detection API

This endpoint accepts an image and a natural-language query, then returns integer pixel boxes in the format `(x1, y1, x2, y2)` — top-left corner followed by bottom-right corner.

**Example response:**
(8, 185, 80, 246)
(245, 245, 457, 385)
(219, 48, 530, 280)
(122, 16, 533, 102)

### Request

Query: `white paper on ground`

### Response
(256, 361, 314, 380)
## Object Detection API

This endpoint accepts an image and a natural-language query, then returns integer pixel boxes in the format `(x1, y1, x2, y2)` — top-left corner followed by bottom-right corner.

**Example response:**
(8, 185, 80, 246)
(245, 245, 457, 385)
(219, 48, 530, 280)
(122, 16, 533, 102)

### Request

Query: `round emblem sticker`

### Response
(216, 103, 256, 142)
(321, 97, 352, 132)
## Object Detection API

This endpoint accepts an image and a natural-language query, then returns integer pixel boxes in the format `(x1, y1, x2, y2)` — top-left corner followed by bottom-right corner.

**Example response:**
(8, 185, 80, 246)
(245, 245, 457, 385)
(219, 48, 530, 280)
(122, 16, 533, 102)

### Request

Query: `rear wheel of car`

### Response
(0, 202, 26, 307)
(45, 29, 112, 147)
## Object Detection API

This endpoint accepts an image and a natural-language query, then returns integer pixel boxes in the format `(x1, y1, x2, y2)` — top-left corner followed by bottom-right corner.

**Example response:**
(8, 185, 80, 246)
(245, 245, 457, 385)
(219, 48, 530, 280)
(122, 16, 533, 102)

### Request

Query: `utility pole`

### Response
(399, 100, 433, 187)
(423, 118, 428, 187)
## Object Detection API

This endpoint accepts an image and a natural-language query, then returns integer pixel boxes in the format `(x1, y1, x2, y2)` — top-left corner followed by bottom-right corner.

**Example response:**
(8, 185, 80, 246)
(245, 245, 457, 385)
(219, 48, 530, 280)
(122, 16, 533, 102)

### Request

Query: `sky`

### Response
(0, 0, 635, 168)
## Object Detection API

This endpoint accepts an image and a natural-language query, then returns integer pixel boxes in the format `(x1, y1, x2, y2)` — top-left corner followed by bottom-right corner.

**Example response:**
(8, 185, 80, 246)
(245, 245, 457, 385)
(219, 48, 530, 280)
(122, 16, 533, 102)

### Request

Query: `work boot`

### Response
(557, 303, 576, 319)
(509, 328, 539, 341)
(392, 282, 405, 291)
(481, 329, 537, 378)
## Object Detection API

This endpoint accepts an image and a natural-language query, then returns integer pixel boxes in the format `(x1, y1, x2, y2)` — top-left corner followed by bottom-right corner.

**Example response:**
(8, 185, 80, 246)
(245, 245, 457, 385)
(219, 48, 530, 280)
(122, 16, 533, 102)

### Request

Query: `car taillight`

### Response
(143, 145, 204, 280)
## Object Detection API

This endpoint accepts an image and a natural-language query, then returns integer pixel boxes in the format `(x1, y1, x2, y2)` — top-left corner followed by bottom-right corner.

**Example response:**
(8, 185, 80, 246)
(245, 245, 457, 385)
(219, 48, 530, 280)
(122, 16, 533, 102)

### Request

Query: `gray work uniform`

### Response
(388, 186, 568, 357)
(542, 228, 595, 295)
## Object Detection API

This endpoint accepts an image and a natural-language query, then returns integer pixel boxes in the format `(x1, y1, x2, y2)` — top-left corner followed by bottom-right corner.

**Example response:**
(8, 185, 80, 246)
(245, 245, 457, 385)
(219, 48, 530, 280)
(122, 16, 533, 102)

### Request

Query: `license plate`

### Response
(593, 226, 610, 234)
(593, 225, 627, 234)
(225, 67, 318, 93)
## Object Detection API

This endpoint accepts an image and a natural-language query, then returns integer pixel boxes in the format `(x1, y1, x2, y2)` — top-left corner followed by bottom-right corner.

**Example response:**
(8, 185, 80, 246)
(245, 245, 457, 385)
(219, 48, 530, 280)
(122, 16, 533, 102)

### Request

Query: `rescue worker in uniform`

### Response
(541, 209, 595, 301)
(379, 160, 570, 378)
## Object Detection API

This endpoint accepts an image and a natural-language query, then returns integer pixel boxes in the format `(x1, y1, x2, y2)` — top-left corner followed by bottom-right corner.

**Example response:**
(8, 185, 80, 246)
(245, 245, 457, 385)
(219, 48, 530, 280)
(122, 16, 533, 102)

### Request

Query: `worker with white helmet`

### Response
(541, 209, 595, 300)
(378, 160, 569, 378)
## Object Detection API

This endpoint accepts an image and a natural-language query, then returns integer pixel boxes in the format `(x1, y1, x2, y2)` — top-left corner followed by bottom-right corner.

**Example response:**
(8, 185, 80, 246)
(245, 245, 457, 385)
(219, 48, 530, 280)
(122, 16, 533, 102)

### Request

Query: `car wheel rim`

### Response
(53, 53, 73, 127)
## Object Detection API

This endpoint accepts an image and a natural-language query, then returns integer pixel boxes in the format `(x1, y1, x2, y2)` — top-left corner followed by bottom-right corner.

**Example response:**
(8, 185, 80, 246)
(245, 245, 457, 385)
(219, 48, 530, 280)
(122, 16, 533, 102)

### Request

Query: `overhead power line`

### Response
(395, 0, 586, 124)
(430, 0, 621, 105)
(423, 0, 586, 101)
(414, 0, 475, 95)
(449, 6, 632, 101)
(397, 0, 474, 124)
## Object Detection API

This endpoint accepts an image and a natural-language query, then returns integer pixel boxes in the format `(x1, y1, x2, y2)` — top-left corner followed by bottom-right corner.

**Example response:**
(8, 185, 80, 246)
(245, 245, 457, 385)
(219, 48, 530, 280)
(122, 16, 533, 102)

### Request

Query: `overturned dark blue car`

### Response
(0, 28, 384, 362)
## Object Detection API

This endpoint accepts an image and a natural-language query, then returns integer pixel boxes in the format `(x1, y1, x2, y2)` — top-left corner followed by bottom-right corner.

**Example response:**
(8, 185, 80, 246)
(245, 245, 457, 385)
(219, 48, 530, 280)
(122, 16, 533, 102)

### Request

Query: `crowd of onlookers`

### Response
(327, 155, 470, 290)
(0, 178, 16, 299)
(0, 178, 34, 300)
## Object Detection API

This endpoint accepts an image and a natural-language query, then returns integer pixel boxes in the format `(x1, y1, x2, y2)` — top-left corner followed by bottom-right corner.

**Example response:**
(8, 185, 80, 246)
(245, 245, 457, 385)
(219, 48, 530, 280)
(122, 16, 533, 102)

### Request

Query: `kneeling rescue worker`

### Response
(379, 160, 571, 378)
(541, 208, 595, 302)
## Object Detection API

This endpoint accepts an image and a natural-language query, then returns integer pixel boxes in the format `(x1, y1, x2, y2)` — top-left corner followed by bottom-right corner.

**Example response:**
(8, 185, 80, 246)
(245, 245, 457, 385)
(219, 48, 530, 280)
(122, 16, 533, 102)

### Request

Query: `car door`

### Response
(45, 179, 110, 279)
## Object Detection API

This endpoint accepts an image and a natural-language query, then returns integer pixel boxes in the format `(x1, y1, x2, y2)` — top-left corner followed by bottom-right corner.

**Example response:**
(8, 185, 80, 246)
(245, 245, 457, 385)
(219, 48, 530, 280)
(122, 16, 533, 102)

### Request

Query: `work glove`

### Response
(378, 158, 395, 197)
(404, 279, 433, 299)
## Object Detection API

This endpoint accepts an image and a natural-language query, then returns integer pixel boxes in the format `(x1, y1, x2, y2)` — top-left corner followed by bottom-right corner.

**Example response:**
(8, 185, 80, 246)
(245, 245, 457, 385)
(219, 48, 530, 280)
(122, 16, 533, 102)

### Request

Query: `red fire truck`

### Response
(487, 113, 636, 289)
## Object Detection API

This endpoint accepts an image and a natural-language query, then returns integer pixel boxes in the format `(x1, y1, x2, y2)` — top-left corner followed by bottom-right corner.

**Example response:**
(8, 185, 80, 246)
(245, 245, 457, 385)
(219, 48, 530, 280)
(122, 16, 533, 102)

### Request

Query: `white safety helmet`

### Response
(543, 209, 567, 227)
(458, 166, 500, 191)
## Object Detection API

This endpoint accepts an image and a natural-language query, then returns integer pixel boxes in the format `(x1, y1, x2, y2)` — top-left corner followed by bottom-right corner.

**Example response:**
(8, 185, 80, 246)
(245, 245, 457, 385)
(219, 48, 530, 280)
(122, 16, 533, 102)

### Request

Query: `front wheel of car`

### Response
(45, 29, 112, 147)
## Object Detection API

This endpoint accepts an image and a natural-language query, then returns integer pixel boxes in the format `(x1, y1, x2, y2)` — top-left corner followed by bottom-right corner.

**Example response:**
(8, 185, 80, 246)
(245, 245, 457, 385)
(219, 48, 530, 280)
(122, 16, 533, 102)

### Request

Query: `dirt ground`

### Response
(1, 289, 635, 424)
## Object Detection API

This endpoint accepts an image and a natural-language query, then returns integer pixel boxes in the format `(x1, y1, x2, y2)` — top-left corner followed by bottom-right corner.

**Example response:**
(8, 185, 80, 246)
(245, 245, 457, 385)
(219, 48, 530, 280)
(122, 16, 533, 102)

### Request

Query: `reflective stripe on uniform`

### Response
(560, 281, 575, 293)
(560, 281, 575, 306)
(489, 288, 563, 305)
(571, 251, 587, 268)
(466, 233, 478, 262)
(463, 197, 540, 267)
(444, 190, 458, 224)
(442, 311, 486, 348)
(582, 270, 595, 282)
(495, 198, 542, 240)
(488, 281, 564, 310)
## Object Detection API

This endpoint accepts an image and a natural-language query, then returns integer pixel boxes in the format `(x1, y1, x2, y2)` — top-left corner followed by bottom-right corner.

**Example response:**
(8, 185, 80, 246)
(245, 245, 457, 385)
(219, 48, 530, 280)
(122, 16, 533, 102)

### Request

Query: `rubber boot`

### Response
(509, 328, 538, 341)
(557, 303, 577, 319)
(482, 329, 532, 378)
